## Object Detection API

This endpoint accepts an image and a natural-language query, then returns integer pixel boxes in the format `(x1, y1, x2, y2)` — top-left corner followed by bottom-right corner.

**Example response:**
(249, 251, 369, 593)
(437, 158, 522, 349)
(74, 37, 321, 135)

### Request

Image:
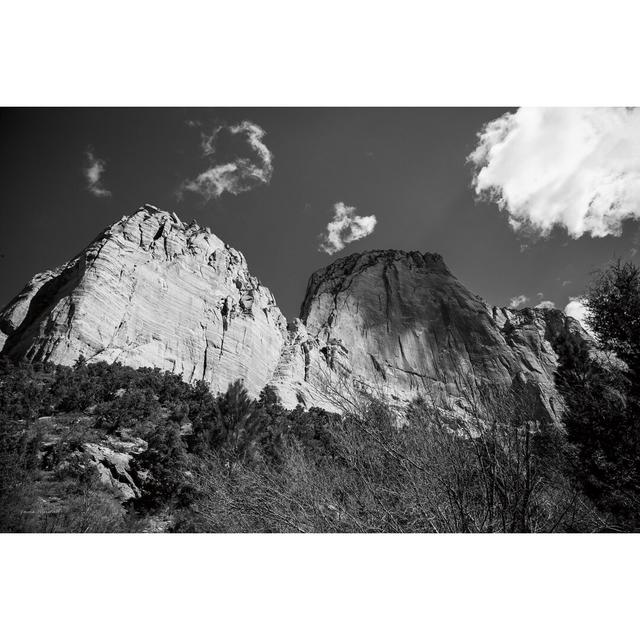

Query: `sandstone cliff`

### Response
(1, 205, 288, 396)
(0, 266, 68, 352)
(1, 205, 592, 418)
(270, 251, 591, 417)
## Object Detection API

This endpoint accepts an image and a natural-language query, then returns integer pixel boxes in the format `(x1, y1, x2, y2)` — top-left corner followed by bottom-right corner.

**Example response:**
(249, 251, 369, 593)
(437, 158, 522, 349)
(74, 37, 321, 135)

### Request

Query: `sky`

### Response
(1, 107, 639, 322)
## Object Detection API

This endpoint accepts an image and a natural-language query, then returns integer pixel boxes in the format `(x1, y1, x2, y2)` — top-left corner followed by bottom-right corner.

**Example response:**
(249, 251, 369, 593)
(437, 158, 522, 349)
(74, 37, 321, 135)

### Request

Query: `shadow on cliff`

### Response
(2, 257, 86, 362)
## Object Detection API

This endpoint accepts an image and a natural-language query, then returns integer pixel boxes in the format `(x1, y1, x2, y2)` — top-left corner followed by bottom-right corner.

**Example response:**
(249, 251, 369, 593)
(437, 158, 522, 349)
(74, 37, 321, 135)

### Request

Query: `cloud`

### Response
(198, 124, 223, 156)
(564, 296, 594, 334)
(319, 202, 377, 255)
(468, 107, 640, 238)
(535, 300, 556, 309)
(508, 294, 529, 308)
(180, 121, 273, 200)
(84, 149, 111, 197)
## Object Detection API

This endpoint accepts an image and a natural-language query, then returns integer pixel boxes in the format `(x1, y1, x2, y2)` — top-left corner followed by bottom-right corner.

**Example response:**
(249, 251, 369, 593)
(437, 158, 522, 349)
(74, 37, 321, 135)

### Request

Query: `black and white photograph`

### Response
(4, 106, 640, 535)
(1, 2, 639, 638)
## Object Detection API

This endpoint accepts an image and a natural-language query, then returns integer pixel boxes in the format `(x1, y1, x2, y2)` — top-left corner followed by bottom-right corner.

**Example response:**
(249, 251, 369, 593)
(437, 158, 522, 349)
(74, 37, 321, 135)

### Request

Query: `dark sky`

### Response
(1, 107, 637, 320)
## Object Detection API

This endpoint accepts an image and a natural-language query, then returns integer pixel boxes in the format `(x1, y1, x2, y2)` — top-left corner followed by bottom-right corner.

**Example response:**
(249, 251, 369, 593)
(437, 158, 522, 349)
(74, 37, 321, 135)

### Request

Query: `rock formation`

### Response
(1, 205, 288, 396)
(270, 250, 590, 418)
(83, 441, 143, 502)
(1, 204, 592, 419)
(0, 266, 67, 352)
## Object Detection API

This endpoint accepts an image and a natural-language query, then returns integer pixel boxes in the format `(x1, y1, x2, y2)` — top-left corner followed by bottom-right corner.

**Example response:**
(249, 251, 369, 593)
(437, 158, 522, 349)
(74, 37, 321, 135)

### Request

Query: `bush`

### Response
(95, 388, 161, 435)
(182, 388, 599, 533)
(135, 423, 191, 510)
(0, 355, 619, 532)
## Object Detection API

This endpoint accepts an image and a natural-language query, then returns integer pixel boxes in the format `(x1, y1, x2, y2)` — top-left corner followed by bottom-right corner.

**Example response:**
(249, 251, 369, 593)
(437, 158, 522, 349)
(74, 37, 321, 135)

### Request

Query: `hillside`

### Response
(0, 357, 605, 533)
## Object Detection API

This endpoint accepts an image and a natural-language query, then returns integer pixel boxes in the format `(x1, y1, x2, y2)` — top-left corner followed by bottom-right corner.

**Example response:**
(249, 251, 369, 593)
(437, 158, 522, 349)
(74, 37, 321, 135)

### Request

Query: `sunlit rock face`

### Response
(0, 205, 288, 396)
(1, 206, 592, 418)
(270, 251, 589, 418)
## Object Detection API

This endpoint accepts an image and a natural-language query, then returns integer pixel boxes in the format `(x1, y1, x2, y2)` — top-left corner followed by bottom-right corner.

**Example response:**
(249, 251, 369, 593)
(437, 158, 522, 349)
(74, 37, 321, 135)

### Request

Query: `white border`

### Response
(1, 533, 639, 639)
(1, 1, 639, 106)
(2, 2, 639, 638)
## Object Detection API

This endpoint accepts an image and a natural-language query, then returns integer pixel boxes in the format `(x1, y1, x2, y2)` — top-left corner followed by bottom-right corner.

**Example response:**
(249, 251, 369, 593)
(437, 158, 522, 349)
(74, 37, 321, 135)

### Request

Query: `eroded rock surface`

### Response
(1, 205, 288, 396)
(0, 266, 67, 352)
(270, 251, 591, 418)
(83, 442, 141, 501)
(1, 206, 593, 419)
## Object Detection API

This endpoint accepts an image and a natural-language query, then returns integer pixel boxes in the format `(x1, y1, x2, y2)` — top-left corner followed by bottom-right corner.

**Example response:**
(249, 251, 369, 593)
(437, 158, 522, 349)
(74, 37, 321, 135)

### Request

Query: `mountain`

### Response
(0, 204, 591, 418)
(271, 250, 589, 418)
(0, 205, 287, 396)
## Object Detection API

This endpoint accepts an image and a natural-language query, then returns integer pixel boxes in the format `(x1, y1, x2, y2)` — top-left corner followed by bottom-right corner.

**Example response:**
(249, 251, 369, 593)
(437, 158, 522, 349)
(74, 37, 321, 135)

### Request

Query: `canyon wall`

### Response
(1, 205, 592, 418)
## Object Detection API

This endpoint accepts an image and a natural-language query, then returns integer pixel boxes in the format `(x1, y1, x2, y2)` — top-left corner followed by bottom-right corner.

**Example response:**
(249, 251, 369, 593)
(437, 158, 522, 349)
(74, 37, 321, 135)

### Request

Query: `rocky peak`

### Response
(1, 206, 593, 420)
(272, 248, 590, 418)
(1, 204, 287, 397)
(100, 204, 245, 265)
(305, 249, 449, 284)
(300, 250, 448, 324)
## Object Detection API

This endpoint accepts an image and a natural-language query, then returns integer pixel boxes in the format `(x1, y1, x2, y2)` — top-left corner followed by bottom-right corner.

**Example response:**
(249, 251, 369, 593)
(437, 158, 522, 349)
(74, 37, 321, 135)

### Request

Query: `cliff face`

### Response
(0, 266, 68, 352)
(1, 205, 288, 396)
(270, 251, 590, 417)
(1, 205, 591, 417)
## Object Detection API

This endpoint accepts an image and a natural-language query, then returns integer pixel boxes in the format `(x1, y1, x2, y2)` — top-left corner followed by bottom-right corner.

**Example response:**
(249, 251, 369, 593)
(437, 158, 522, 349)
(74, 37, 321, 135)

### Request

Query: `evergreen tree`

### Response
(553, 290, 640, 529)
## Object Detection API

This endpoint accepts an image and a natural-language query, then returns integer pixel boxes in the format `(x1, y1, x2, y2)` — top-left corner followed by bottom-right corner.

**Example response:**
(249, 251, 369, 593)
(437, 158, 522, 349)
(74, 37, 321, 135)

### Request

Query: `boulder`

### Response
(83, 442, 140, 501)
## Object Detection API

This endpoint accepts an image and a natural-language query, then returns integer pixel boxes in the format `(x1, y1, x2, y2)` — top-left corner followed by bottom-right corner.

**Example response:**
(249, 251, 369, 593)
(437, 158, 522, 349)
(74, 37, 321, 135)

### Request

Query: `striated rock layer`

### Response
(1, 205, 592, 418)
(0, 266, 67, 352)
(270, 251, 590, 418)
(1, 205, 288, 396)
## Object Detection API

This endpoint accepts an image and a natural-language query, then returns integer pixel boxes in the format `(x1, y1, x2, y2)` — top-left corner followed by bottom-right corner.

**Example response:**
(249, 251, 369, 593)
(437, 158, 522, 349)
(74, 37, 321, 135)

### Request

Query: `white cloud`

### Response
(84, 149, 111, 197)
(508, 294, 529, 308)
(564, 297, 589, 327)
(468, 107, 640, 238)
(319, 202, 377, 255)
(199, 124, 223, 156)
(535, 300, 556, 309)
(180, 120, 273, 200)
(564, 297, 598, 337)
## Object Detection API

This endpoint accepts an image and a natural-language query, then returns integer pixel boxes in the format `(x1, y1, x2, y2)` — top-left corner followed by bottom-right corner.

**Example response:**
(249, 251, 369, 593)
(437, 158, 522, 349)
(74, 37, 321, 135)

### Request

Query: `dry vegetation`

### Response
(2, 261, 640, 533)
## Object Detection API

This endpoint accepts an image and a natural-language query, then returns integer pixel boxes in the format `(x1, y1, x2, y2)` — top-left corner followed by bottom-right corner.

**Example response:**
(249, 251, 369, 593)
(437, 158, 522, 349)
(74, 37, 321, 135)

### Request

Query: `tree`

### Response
(184, 388, 599, 533)
(135, 423, 190, 509)
(586, 260, 640, 376)
(189, 380, 266, 473)
(553, 261, 640, 530)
